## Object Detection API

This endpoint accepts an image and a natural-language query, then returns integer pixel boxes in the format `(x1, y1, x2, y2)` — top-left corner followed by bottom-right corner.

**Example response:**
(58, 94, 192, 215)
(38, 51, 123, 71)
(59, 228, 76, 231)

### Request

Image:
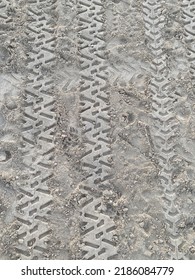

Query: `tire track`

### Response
(77, 0, 118, 260)
(142, 0, 186, 259)
(0, 0, 12, 31)
(14, 0, 57, 259)
(181, 1, 195, 83)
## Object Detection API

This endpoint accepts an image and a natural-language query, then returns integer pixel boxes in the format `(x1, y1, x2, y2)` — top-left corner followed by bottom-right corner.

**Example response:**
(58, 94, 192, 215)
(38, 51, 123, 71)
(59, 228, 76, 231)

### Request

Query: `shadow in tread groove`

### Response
(77, 0, 118, 260)
(14, 0, 57, 260)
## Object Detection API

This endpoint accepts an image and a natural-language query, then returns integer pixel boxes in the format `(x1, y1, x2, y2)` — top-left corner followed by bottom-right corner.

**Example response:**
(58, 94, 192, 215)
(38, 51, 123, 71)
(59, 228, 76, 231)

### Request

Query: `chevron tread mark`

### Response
(143, 0, 186, 260)
(14, 0, 57, 259)
(0, 0, 13, 30)
(79, 188, 117, 260)
(77, 0, 118, 259)
(181, 1, 195, 81)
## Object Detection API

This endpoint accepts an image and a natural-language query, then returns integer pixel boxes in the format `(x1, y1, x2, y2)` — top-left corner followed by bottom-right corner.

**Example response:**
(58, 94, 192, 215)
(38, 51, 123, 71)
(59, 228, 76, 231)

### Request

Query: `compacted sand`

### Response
(0, 0, 195, 260)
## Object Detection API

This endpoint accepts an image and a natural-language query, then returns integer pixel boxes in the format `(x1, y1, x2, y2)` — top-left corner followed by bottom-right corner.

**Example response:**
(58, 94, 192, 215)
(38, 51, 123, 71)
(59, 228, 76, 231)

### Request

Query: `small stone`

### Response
(139, 222, 144, 228)
(187, 198, 192, 204)
(0, 150, 11, 162)
(144, 250, 152, 257)
(18, 239, 24, 244)
(190, 247, 195, 254)
(5, 98, 17, 110)
(0, 151, 7, 161)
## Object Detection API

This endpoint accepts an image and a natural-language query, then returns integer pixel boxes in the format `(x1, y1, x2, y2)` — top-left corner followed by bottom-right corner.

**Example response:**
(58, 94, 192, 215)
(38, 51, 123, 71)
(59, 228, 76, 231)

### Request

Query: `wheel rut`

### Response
(77, 0, 118, 260)
(143, 0, 186, 260)
(14, 0, 57, 260)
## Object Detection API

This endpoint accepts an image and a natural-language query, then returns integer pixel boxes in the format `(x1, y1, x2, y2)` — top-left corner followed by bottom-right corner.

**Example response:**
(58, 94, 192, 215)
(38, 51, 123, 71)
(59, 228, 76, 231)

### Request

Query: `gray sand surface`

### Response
(0, 0, 195, 260)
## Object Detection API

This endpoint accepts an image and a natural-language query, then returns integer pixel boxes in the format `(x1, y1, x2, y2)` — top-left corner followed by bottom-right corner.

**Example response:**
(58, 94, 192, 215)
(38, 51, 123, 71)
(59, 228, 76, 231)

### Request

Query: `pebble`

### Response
(139, 222, 144, 228)
(0, 151, 7, 161)
(144, 250, 152, 257)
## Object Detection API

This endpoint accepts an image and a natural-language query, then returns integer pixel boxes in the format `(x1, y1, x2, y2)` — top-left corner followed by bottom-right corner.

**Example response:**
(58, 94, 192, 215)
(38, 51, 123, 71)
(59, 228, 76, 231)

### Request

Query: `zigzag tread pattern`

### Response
(181, 0, 195, 80)
(79, 189, 117, 260)
(143, 0, 186, 260)
(14, 0, 57, 259)
(0, 0, 13, 31)
(78, 0, 117, 259)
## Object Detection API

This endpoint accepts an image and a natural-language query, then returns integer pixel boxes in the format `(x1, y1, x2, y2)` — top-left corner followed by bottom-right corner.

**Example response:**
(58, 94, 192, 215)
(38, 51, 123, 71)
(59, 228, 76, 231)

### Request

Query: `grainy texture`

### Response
(0, 0, 195, 260)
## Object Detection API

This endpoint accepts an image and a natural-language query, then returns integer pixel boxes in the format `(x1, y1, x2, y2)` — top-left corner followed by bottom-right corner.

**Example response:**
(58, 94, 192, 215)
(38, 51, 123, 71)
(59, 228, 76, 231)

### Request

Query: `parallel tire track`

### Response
(77, 0, 118, 259)
(143, 0, 186, 260)
(15, 0, 57, 259)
